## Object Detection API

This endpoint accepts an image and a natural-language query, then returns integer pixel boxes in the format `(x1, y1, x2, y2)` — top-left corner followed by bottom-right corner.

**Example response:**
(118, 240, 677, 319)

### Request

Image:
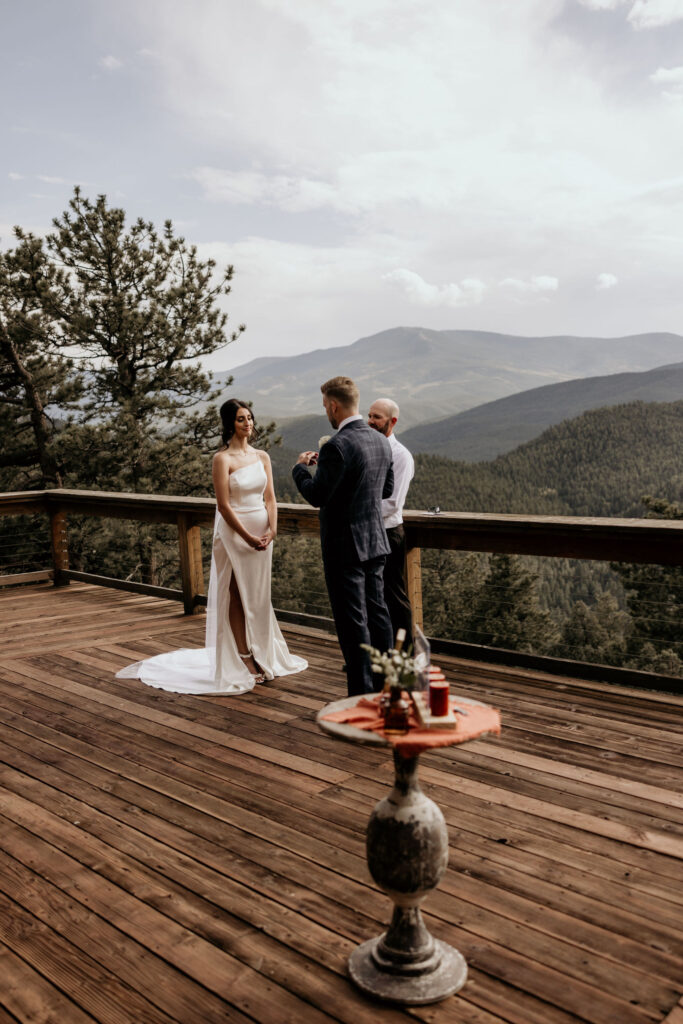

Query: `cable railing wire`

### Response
(0, 514, 52, 576)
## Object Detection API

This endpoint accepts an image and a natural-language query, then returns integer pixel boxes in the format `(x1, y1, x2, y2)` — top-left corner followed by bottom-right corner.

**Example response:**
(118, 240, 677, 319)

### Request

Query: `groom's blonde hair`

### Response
(321, 376, 359, 408)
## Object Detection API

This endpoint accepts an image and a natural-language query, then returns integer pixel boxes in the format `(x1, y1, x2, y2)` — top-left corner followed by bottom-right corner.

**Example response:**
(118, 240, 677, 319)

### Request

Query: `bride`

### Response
(117, 399, 307, 694)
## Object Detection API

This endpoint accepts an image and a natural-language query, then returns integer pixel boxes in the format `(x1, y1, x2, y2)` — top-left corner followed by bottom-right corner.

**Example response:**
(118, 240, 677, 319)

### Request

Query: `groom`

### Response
(293, 376, 395, 696)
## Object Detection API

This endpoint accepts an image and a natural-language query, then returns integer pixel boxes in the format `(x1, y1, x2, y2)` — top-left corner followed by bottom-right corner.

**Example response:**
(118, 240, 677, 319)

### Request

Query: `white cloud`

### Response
(383, 269, 486, 308)
(576, 0, 629, 9)
(195, 234, 411, 364)
(650, 65, 683, 99)
(497, 276, 559, 306)
(100, 55, 123, 70)
(500, 276, 559, 293)
(628, 0, 683, 27)
(596, 273, 619, 290)
(135, 2, 574, 177)
(36, 174, 67, 184)
(576, 0, 683, 26)
(650, 66, 683, 82)
(190, 167, 347, 213)
(191, 156, 475, 215)
(8, 172, 23, 181)
(146, 0, 671, 241)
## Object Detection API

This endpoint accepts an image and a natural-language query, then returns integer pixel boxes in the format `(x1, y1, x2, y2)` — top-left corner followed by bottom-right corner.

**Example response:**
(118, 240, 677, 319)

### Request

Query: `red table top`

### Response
(318, 691, 501, 758)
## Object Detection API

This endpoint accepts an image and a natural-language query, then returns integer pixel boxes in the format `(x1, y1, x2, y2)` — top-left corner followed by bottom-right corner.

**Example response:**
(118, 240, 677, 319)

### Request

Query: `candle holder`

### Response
(383, 686, 411, 732)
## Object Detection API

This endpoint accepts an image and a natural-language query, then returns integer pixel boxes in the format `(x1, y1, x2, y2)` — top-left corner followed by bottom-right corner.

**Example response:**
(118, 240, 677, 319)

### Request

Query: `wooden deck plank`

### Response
(661, 998, 683, 1024)
(464, 741, 683, 810)
(0, 850, 252, 1024)
(0, 806, 339, 1024)
(0, 582, 681, 1024)
(0, 885, 177, 1024)
(0, 940, 97, 1024)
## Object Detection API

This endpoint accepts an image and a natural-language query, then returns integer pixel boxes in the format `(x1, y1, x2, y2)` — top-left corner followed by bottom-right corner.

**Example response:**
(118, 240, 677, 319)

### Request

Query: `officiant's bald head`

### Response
(368, 398, 399, 437)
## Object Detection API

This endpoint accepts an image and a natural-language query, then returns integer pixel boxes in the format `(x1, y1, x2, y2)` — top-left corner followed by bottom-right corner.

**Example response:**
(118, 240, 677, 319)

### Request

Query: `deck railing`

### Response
(2, 487, 683, 690)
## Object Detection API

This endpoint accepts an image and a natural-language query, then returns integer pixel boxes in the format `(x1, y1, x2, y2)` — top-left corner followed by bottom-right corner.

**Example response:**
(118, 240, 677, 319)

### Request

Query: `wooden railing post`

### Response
(49, 506, 70, 587)
(405, 544, 423, 632)
(177, 513, 205, 615)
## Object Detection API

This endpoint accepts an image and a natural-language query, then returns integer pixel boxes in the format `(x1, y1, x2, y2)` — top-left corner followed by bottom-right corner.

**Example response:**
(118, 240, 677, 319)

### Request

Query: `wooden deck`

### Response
(0, 582, 681, 1024)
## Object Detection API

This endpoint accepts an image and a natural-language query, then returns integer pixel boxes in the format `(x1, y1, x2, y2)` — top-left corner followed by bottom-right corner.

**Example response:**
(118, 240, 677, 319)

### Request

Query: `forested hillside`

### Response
(405, 400, 683, 517)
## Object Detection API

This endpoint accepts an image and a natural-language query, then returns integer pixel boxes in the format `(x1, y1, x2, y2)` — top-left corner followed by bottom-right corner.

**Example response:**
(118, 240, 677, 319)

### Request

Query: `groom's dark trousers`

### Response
(293, 419, 395, 696)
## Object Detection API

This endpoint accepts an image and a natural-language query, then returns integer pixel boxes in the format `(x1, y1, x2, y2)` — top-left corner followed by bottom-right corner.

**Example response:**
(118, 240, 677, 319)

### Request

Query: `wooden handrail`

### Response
(3, 487, 683, 559)
(2, 487, 683, 623)
(402, 508, 683, 565)
(0, 491, 46, 515)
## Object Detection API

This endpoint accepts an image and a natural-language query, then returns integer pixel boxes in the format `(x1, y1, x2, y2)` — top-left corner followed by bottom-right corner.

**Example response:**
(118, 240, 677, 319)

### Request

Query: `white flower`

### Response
(318, 435, 332, 448)
(361, 640, 417, 689)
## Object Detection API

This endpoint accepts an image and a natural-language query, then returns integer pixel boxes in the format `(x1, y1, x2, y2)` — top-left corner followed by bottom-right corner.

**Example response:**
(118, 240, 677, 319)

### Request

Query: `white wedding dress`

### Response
(116, 460, 307, 694)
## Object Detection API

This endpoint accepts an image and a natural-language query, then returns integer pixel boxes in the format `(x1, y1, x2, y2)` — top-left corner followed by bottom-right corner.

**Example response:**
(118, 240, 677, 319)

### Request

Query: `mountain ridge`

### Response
(399, 360, 683, 461)
(212, 326, 683, 430)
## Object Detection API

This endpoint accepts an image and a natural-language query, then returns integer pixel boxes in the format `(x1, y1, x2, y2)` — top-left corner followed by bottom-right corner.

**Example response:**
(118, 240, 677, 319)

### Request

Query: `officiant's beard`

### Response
(369, 418, 390, 436)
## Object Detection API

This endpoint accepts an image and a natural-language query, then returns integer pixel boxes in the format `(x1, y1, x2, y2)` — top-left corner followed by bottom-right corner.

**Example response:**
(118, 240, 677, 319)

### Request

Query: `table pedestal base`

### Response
(349, 934, 467, 1005)
(348, 750, 468, 1004)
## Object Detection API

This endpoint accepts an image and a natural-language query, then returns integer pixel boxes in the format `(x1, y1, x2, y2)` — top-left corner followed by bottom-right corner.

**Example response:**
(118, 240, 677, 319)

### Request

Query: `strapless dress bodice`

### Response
(229, 459, 266, 512)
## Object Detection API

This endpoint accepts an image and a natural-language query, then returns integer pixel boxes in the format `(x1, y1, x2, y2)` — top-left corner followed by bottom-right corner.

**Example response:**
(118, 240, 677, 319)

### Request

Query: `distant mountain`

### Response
(270, 413, 331, 452)
(399, 361, 683, 462)
(214, 327, 683, 429)
(407, 400, 683, 518)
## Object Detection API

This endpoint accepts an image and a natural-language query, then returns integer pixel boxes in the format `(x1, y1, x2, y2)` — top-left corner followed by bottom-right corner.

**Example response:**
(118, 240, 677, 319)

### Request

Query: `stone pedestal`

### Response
(348, 750, 467, 1004)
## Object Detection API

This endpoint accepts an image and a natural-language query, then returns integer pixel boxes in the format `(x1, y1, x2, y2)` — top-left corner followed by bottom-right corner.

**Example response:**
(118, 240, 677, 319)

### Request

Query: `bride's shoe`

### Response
(239, 651, 265, 683)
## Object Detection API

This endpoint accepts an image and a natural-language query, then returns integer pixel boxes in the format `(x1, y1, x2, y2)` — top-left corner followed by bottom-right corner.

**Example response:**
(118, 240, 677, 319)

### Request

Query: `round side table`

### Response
(317, 693, 496, 1006)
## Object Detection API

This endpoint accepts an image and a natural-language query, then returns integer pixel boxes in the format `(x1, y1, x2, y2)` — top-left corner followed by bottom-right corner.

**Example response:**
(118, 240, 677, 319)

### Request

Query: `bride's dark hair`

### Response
(220, 399, 255, 445)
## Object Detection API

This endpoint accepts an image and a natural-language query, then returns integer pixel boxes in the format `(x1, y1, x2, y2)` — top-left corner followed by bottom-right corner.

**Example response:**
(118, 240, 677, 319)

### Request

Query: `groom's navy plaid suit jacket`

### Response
(292, 418, 393, 564)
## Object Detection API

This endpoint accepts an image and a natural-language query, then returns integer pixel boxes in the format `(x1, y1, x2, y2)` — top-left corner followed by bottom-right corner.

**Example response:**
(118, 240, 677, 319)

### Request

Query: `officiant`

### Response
(368, 397, 415, 648)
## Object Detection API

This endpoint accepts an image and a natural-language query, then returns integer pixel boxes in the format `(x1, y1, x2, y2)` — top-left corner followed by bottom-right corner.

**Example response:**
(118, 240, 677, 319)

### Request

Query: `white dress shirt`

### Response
(383, 433, 414, 528)
(336, 413, 363, 431)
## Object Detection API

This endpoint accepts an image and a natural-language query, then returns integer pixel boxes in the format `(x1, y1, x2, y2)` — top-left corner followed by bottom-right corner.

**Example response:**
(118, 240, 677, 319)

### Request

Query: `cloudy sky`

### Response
(2, 0, 683, 369)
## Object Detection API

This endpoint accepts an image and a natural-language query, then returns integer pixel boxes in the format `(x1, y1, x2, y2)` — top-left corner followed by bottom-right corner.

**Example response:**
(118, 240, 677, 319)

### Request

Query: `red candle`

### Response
(429, 680, 449, 717)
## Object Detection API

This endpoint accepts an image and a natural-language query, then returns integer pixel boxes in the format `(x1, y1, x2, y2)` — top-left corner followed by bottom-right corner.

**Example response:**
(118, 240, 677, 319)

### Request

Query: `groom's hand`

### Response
(296, 450, 317, 466)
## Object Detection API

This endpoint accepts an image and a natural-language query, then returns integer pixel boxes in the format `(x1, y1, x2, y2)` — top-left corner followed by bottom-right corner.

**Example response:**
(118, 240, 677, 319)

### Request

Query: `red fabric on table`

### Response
(321, 693, 501, 757)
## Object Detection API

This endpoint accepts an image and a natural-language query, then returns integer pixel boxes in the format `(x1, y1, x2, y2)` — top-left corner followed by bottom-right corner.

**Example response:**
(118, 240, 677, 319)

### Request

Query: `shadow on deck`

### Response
(0, 582, 681, 1024)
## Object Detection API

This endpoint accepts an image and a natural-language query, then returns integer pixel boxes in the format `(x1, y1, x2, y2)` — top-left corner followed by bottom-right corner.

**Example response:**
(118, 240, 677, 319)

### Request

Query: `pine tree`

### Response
(1, 189, 254, 585)
(421, 550, 486, 641)
(466, 553, 556, 653)
(553, 592, 631, 666)
(33, 187, 246, 495)
(0, 233, 83, 489)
